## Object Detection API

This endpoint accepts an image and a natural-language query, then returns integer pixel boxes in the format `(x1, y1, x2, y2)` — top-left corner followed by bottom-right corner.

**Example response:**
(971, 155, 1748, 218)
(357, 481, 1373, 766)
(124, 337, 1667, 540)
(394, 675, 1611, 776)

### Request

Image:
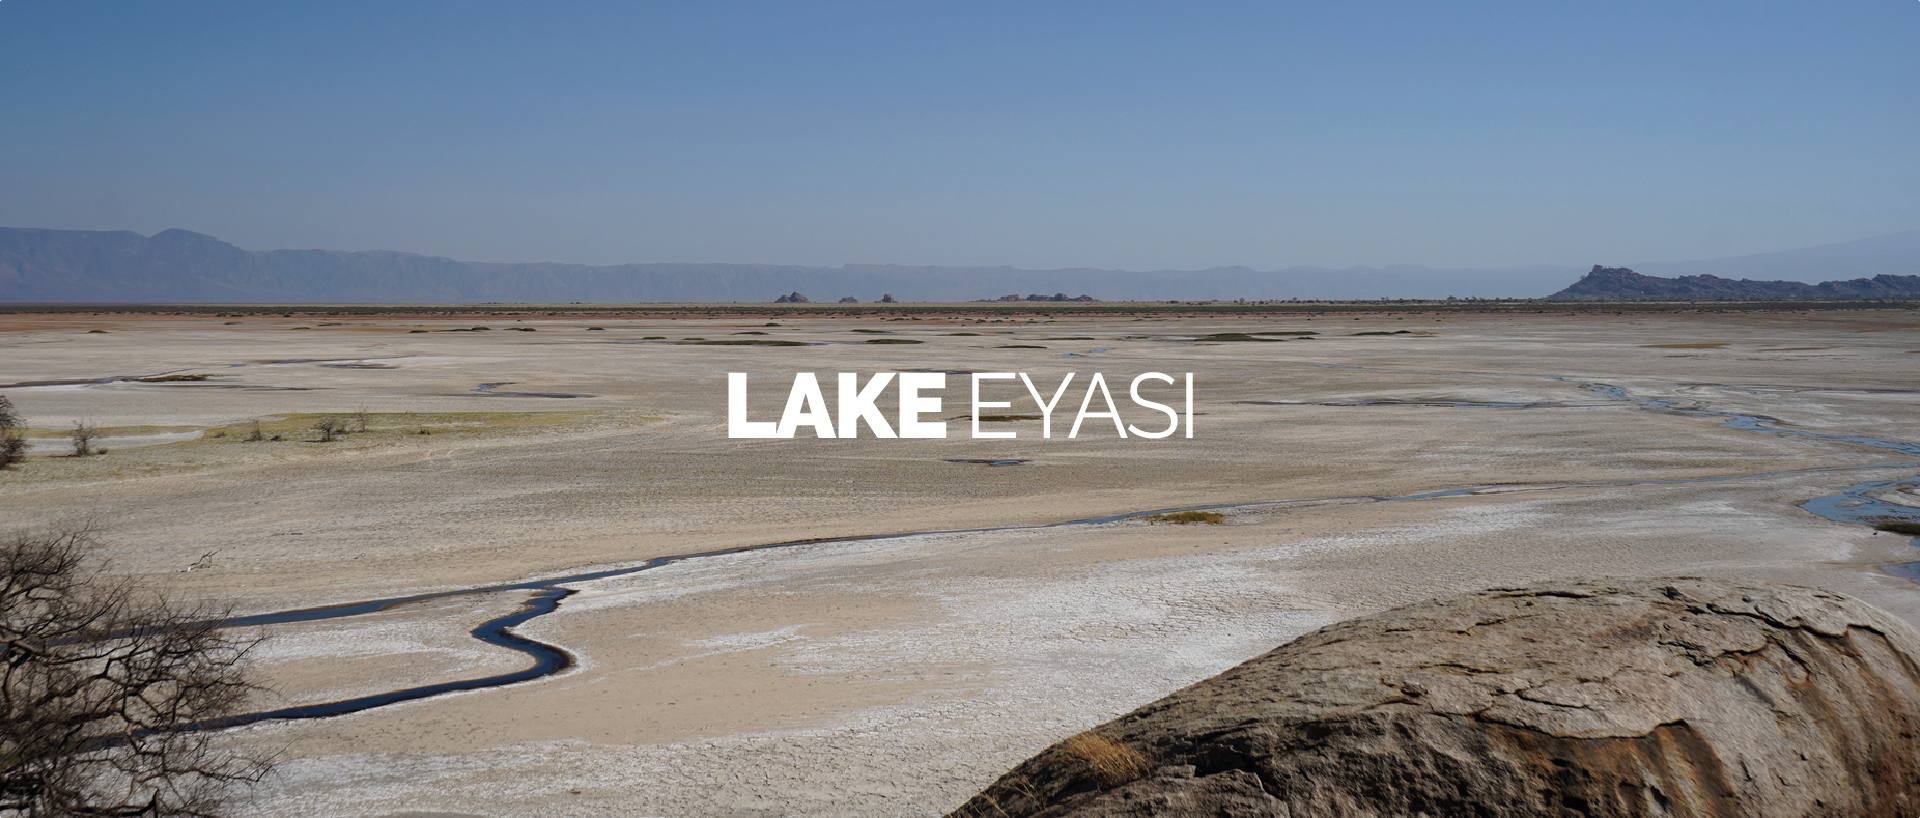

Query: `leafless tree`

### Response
(0, 396, 23, 470)
(243, 421, 264, 443)
(0, 528, 271, 817)
(349, 409, 369, 434)
(310, 417, 342, 443)
(69, 421, 98, 458)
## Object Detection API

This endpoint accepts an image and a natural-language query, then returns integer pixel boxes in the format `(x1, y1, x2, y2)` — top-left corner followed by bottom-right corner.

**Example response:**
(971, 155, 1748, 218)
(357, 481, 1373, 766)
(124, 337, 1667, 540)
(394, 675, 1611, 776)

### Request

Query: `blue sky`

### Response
(1, 1, 1914, 270)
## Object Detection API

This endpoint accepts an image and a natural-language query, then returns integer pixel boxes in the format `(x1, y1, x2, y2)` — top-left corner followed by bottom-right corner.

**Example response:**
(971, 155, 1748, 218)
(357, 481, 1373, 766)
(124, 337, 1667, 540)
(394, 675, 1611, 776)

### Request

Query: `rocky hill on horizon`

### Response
(1548, 265, 1920, 301)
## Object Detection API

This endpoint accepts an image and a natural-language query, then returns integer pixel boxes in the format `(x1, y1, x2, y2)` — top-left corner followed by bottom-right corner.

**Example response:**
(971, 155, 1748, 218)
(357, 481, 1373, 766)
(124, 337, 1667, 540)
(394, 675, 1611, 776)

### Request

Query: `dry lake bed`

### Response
(3, 306, 1919, 817)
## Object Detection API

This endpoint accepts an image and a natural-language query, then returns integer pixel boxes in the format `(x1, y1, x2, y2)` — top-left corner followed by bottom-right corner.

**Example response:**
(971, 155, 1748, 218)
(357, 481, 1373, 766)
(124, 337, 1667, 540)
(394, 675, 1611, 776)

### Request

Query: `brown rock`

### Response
(947, 578, 1920, 818)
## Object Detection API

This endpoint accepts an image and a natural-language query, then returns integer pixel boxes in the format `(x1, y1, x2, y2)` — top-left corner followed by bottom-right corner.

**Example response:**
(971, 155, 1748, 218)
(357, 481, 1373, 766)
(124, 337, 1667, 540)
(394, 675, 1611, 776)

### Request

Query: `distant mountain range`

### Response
(1548, 266, 1920, 302)
(2, 225, 1918, 303)
(0, 227, 1565, 302)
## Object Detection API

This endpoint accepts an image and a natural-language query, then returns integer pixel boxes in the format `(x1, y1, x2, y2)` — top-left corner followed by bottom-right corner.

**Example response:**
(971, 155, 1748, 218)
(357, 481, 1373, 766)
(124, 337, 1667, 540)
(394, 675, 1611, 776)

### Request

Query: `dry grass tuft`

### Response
(1059, 733, 1150, 786)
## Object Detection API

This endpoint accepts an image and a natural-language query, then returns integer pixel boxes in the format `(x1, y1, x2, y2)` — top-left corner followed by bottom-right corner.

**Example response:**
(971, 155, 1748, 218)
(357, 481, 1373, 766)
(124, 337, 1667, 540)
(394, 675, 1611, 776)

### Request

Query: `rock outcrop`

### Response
(947, 578, 1920, 818)
(1549, 265, 1920, 301)
(989, 292, 1103, 302)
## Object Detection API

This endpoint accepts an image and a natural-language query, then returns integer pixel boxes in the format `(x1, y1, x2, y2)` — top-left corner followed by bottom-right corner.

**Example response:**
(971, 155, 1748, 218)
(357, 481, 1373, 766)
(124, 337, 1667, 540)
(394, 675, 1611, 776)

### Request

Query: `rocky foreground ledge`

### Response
(947, 578, 1920, 818)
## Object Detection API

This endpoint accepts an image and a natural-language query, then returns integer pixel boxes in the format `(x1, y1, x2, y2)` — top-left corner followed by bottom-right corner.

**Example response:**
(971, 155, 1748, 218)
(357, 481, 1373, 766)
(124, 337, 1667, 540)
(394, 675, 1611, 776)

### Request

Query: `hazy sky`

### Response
(1, 1, 1914, 270)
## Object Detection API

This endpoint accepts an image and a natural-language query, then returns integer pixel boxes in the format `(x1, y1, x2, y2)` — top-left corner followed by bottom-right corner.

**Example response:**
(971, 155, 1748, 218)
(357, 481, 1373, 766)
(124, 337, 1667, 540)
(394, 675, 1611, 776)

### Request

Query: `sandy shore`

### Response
(3, 308, 1917, 816)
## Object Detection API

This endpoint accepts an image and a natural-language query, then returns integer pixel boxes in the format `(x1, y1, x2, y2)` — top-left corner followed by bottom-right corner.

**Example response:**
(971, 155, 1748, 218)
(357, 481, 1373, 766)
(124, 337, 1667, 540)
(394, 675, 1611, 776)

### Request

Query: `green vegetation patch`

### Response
(679, 338, 810, 346)
(1194, 333, 1288, 342)
(1875, 520, 1920, 537)
(18, 424, 199, 440)
(1143, 510, 1226, 525)
(0, 411, 621, 486)
(210, 411, 589, 441)
(20, 412, 590, 444)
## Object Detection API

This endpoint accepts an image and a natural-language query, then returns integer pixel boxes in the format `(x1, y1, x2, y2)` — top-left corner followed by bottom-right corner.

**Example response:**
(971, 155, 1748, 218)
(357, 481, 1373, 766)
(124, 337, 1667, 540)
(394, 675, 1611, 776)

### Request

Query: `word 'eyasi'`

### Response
(728, 372, 1194, 439)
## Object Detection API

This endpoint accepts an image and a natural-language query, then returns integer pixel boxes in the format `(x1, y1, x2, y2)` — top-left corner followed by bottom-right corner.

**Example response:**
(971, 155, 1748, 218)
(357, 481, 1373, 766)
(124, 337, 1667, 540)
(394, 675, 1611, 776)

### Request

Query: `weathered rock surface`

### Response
(947, 578, 1920, 818)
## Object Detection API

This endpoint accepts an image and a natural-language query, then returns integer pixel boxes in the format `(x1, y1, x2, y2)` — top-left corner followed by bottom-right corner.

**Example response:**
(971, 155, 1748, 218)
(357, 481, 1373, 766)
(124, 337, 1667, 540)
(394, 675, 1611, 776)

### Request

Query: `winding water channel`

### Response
(198, 373, 1920, 730)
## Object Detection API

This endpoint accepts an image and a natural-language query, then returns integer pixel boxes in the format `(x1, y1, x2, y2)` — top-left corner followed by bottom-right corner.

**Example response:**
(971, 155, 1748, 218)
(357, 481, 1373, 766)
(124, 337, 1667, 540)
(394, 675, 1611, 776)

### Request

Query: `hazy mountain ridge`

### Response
(1548, 265, 1920, 301)
(0, 227, 1569, 302)
(3, 226, 1919, 303)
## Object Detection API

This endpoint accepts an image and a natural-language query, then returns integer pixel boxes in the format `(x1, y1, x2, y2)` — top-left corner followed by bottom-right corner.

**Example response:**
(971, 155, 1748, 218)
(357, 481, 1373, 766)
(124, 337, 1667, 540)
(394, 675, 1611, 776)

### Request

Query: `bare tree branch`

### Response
(1, 528, 271, 817)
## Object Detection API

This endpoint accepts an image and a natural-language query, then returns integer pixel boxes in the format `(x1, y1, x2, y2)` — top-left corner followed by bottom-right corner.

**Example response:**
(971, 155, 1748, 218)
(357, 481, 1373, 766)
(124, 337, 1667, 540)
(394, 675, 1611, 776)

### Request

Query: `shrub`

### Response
(0, 396, 23, 470)
(311, 417, 344, 443)
(70, 421, 98, 457)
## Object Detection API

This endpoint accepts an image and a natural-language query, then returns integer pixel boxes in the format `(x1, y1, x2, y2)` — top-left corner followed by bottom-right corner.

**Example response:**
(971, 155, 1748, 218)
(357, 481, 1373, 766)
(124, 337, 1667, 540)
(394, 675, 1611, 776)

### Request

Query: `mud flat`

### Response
(2, 307, 1918, 817)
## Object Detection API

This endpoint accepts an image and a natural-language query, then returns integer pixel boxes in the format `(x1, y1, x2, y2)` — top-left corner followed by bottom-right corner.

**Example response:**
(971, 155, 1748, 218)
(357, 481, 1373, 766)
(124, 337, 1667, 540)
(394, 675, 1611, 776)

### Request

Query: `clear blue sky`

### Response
(1, 1, 1913, 270)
